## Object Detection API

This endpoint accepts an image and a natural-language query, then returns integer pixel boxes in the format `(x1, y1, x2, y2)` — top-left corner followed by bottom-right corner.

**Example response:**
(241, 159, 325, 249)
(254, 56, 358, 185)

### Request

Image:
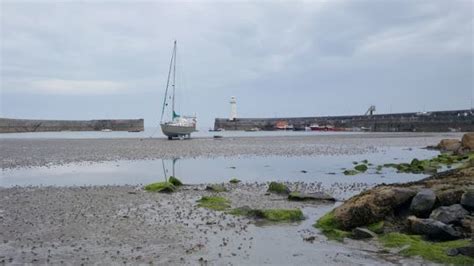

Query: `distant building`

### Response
(229, 96, 237, 121)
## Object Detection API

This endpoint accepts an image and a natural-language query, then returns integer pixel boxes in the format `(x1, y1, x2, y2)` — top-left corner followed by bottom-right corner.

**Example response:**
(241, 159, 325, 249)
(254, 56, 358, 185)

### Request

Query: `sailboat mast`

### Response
(172, 40, 177, 116)
(160, 41, 176, 123)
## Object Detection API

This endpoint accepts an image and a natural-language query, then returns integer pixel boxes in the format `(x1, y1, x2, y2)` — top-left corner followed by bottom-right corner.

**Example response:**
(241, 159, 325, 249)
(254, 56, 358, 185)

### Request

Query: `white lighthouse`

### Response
(229, 96, 237, 121)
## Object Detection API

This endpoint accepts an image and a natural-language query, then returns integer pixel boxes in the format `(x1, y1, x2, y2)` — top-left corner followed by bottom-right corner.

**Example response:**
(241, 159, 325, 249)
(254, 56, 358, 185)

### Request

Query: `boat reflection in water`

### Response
(161, 158, 181, 182)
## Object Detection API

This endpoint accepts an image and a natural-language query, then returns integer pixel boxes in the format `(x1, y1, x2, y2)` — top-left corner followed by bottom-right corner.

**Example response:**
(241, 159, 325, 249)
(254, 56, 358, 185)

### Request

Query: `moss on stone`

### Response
(229, 178, 241, 184)
(267, 182, 290, 194)
(197, 196, 231, 211)
(380, 233, 474, 265)
(229, 207, 304, 222)
(262, 209, 304, 222)
(144, 181, 176, 193)
(367, 221, 384, 234)
(168, 176, 183, 186)
(314, 211, 350, 241)
(343, 170, 359, 176)
(354, 164, 368, 172)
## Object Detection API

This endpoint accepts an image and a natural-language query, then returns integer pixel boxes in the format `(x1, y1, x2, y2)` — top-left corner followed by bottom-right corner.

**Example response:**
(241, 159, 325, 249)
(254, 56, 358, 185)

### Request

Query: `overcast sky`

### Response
(1, 0, 473, 128)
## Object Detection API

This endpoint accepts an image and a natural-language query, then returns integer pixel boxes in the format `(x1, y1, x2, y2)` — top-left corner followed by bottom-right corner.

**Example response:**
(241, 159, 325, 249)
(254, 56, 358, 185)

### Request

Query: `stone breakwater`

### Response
(0, 118, 144, 133)
(215, 109, 474, 132)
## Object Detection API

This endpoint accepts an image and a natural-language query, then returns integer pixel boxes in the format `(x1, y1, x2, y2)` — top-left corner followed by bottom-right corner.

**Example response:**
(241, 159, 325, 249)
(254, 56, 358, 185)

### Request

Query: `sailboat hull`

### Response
(160, 123, 196, 138)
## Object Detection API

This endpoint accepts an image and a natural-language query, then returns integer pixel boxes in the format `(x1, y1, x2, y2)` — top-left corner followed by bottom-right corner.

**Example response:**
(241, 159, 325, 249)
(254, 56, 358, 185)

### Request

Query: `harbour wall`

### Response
(214, 109, 474, 132)
(0, 118, 144, 133)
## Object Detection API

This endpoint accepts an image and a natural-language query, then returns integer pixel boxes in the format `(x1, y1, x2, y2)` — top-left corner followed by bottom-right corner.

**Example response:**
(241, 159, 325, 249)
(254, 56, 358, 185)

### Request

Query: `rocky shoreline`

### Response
(317, 133, 474, 264)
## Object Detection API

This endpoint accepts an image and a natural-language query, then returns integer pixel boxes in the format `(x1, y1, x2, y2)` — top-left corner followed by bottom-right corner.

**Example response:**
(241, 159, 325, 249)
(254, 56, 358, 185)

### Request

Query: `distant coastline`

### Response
(0, 118, 144, 133)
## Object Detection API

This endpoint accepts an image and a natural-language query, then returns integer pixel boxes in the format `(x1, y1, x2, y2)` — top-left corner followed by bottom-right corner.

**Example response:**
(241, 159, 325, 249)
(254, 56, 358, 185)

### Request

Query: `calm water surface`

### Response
(1, 147, 439, 187)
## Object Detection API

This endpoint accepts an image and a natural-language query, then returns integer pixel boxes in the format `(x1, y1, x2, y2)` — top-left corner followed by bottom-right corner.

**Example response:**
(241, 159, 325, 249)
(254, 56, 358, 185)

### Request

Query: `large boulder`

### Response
(429, 204, 469, 224)
(333, 187, 416, 230)
(410, 189, 437, 217)
(462, 133, 474, 150)
(408, 216, 462, 240)
(437, 139, 462, 152)
(460, 190, 474, 210)
(436, 188, 465, 206)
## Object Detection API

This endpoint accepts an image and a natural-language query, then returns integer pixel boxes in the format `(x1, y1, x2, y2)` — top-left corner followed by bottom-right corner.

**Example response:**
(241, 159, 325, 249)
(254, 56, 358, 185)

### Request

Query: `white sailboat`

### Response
(160, 41, 197, 140)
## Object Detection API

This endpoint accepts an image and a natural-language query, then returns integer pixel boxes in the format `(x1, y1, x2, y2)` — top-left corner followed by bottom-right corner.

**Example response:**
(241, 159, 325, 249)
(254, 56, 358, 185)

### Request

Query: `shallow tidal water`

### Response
(1, 147, 438, 189)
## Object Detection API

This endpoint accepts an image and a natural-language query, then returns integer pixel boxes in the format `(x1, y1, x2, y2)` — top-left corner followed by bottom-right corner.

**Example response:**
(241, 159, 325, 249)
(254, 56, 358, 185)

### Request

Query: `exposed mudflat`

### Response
(0, 183, 420, 265)
(0, 132, 462, 169)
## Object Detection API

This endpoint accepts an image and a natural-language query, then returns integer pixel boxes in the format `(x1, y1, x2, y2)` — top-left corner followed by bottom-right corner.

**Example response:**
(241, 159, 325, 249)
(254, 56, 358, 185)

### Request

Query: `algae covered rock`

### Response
(267, 182, 290, 195)
(332, 187, 416, 230)
(168, 176, 183, 186)
(354, 164, 368, 172)
(288, 191, 335, 202)
(343, 170, 359, 176)
(410, 189, 437, 217)
(197, 196, 231, 211)
(230, 206, 304, 222)
(144, 181, 176, 193)
(430, 204, 469, 225)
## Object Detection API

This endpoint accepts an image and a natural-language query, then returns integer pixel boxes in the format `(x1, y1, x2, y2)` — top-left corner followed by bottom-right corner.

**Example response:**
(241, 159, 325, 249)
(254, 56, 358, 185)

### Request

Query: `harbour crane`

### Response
(364, 105, 376, 116)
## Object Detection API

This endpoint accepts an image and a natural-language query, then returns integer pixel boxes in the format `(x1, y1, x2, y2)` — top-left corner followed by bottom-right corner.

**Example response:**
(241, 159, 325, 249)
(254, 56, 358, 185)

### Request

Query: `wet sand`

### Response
(0, 132, 462, 169)
(0, 132, 457, 264)
(0, 183, 420, 265)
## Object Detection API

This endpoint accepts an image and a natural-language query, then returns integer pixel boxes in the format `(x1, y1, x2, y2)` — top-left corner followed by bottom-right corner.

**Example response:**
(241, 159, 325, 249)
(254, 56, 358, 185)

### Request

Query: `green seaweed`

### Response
(380, 233, 474, 264)
(343, 170, 359, 176)
(144, 181, 176, 193)
(267, 182, 290, 194)
(367, 221, 384, 234)
(229, 207, 304, 222)
(229, 178, 241, 184)
(314, 211, 350, 241)
(262, 209, 304, 222)
(168, 176, 183, 186)
(382, 152, 473, 174)
(354, 164, 368, 172)
(197, 196, 231, 211)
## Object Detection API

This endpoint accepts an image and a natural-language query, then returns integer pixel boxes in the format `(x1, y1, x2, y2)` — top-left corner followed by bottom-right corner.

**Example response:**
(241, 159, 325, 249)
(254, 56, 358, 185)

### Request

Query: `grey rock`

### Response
(461, 190, 474, 211)
(457, 246, 474, 258)
(430, 204, 469, 224)
(410, 189, 436, 217)
(446, 248, 459, 256)
(351, 227, 377, 240)
(408, 216, 462, 240)
(446, 246, 474, 258)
